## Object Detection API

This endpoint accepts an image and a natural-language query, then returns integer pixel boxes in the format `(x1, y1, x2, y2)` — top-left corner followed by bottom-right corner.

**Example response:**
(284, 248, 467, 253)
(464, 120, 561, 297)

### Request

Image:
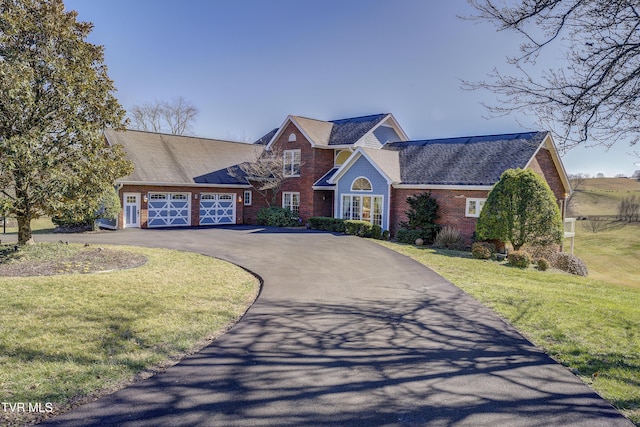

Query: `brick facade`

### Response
(390, 188, 489, 243)
(268, 122, 335, 222)
(118, 184, 245, 229)
(389, 154, 569, 243)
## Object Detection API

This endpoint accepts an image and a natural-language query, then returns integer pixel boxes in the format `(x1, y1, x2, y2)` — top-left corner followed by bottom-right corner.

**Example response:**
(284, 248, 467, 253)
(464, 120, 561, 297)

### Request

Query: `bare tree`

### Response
(129, 96, 198, 135)
(618, 195, 640, 222)
(566, 173, 588, 214)
(227, 146, 300, 206)
(465, 0, 640, 152)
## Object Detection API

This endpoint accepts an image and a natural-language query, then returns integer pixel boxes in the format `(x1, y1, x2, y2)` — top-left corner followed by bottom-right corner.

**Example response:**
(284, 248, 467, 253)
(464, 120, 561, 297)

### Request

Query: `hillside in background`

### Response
(568, 177, 640, 217)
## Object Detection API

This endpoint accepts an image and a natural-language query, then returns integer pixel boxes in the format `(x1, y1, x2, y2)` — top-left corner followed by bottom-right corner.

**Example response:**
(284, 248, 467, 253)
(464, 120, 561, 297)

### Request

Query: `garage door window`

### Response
(200, 193, 236, 225)
(148, 193, 190, 227)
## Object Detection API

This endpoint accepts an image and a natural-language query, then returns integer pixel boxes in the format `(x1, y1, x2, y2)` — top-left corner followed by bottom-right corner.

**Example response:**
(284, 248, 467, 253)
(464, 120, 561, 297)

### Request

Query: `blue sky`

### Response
(64, 0, 639, 177)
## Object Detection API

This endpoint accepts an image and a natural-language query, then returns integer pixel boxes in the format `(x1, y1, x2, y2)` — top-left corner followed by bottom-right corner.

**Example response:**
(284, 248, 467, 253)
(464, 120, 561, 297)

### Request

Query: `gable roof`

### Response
(266, 113, 408, 149)
(384, 131, 549, 186)
(329, 147, 401, 185)
(105, 129, 262, 186)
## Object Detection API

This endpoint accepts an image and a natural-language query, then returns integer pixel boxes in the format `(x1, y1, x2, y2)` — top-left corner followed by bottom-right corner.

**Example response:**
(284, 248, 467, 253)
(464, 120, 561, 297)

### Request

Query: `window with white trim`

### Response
(283, 149, 301, 177)
(243, 190, 252, 206)
(282, 192, 300, 217)
(465, 198, 486, 217)
(351, 177, 372, 191)
(342, 194, 383, 226)
(288, 133, 297, 142)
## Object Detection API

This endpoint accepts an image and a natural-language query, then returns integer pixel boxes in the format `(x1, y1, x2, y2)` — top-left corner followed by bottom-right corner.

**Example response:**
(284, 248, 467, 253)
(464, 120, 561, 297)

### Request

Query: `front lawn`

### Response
(376, 240, 640, 425)
(0, 244, 259, 426)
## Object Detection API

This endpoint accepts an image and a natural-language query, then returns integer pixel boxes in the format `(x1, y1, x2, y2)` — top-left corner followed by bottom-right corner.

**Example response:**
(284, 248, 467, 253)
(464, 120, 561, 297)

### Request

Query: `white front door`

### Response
(123, 193, 140, 228)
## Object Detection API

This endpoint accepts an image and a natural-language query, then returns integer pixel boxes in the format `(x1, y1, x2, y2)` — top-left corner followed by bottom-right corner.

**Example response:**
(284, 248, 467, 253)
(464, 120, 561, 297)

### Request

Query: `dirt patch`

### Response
(0, 246, 147, 277)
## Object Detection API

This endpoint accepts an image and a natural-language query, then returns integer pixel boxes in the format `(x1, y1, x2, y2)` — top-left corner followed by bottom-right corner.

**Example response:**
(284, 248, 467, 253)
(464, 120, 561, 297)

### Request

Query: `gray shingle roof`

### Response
(105, 129, 262, 185)
(328, 114, 388, 146)
(384, 131, 547, 186)
(313, 167, 339, 187)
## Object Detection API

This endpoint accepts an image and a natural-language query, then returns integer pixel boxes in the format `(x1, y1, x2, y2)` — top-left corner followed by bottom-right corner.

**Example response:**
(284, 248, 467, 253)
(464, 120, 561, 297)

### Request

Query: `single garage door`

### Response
(200, 193, 235, 225)
(147, 193, 191, 227)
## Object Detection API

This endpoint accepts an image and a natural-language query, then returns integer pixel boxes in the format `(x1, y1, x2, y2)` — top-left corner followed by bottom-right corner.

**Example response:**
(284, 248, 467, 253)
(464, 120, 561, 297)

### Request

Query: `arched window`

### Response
(288, 133, 297, 142)
(351, 177, 372, 191)
(335, 150, 351, 166)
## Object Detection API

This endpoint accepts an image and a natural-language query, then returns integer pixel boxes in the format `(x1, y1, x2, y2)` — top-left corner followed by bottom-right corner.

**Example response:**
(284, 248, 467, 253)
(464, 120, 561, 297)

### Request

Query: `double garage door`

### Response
(147, 192, 235, 228)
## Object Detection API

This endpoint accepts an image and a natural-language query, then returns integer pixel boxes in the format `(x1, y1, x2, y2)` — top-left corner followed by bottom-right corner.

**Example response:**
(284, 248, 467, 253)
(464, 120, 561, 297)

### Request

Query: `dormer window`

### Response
(288, 133, 297, 142)
(335, 150, 351, 166)
(351, 177, 372, 191)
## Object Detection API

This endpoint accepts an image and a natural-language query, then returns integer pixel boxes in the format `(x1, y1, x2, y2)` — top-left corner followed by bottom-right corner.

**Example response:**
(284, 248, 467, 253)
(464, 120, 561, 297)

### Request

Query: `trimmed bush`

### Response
(344, 220, 372, 237)
(537, 258, 550, 271)
(472, 242, 495, 260)
(382, 230, 390, 240)
(396, 228, 433, 244)
(550, 252, 589, 276)
(507, 250, 531, 268)
(308, 217, 346, 232)
(521, 243, 561, 262)
(433, 226, 465, 250)
(257, 207, 299, 227)
(371, 224, 383, 240)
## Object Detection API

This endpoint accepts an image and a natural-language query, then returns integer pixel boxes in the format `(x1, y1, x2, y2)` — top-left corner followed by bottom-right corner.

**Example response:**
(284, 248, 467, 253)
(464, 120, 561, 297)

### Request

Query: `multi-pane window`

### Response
(282, 192, 300, 217)
(342, 195, 383, 226)
(465, 198, 486, 217)
(243, 190, 252, 206)
(283, 149, 301, 177)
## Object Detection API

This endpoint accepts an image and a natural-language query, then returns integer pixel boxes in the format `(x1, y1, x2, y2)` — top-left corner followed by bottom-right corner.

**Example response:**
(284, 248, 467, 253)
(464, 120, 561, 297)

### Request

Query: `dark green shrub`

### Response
(550, 252, 588, 276)
(507, 250, 531, 268)
(257, 207, 298, 227)
(371, 224, 382, 240)
(308, 216, 346, 232)
(52, 186, 121, 231)
(433, 226, 465, 250)
(396, 228, 433, 244)
(382, 230, 390, 240)
(399, 192, 440, 243)
(472, 242, 495, 259)
(344, 220, 372, 237)
(537, 258, 550, 271)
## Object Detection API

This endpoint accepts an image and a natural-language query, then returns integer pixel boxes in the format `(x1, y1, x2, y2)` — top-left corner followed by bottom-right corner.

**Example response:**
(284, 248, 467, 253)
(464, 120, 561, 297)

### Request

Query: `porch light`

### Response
(143, 194, 148, 203)
(194, 194, 198, 200)
(238, 195, 243, 203)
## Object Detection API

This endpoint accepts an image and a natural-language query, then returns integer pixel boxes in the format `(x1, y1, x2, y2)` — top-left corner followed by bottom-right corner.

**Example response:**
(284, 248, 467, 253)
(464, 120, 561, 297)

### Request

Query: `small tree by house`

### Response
(476, 169, 563, 251)
(398, 192, 440, 243)
(228, 145, 298, 206)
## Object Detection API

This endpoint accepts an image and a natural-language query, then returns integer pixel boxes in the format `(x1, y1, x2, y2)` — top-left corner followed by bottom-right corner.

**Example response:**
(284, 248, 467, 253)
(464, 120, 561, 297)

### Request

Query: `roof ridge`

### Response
(387, 131, 546, 146)
(111, 128, 247, 145)
(329, 113, 389, 123)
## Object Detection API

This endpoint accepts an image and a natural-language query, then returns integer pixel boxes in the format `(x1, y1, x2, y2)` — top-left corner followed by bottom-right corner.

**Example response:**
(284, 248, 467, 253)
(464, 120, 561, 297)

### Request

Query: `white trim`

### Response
(243, 190, 252, 206)
(340, 194, 385, 227)
(328, 148, 396, 186)
(116, 181, 251, 189)
(282, 191, 301, 217)
(199, 193, 236, 225)
(354, 113, 410, 147)
(393, 184, 494, 191)
(147, 192, 192, 228)
(351, 176, 373, 192)
(523, 133, 572, 197)
(465, 198, 487, 218)
(266, 116, 319, 149)
(283, 149, 301, 177)
(123, 192, 140, 228)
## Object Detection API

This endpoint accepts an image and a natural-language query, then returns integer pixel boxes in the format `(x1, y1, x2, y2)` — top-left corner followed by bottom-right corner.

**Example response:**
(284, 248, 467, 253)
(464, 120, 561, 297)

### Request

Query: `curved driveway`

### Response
(34, 227, 630, 426)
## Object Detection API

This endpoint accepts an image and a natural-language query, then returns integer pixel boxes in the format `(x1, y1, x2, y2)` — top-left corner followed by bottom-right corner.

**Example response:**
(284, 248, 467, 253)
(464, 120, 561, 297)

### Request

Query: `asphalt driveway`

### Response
(30, 226, 631, 426)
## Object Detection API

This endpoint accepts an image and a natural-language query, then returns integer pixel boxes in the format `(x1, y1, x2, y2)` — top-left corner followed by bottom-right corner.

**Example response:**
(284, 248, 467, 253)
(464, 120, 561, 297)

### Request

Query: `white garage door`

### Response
(147, 193, 191, 227)
(200, 193, 235, 225)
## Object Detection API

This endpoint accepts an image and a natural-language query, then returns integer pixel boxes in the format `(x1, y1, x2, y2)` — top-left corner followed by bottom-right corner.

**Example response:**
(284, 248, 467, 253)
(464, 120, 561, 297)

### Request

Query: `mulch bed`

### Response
(0, 246, 147, 277)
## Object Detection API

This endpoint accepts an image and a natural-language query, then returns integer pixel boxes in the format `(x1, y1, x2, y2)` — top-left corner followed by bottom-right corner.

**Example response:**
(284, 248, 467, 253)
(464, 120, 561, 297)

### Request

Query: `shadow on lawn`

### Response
(38, 286, 630, 426)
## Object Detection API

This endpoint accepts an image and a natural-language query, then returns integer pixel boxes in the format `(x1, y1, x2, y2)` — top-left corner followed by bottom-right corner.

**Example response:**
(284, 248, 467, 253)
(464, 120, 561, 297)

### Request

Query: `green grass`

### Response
(1, 217, 55, 235)
(575, 222, 640, 288)
(0, 245, 259, 426)
(570, 178, 640, 216)
(375, 240, 640, 425)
